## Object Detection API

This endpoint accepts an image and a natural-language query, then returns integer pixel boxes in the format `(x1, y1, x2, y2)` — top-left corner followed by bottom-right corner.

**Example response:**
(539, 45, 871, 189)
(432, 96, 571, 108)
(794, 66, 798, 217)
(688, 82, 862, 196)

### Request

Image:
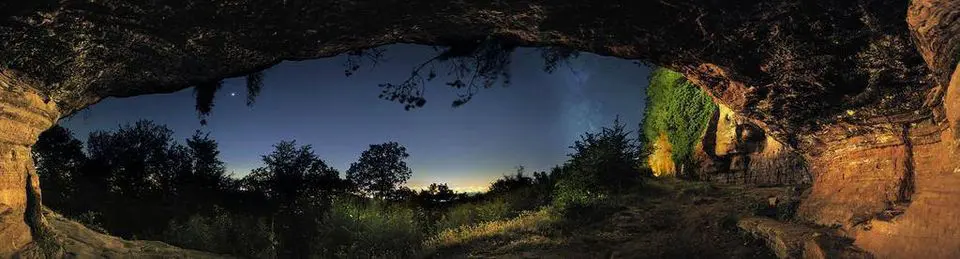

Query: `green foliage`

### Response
(558, 116, 641, 193)
(551, 178, 608, 221)
(430, 166, 559, 235)
(425, 209, 559, 254)
(346, 142, 413, 199)
(549, 117, 641, 221)
(163, 207, 276, 258)
(315, 197, 423, 258)
(435, 198, 511, 232)
(641, 68, 716, 171)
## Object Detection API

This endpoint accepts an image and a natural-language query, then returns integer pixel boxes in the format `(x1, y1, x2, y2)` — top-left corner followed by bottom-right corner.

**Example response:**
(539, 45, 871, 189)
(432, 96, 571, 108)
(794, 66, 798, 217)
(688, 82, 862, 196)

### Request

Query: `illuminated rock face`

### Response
(840, 64, 960, 259)
(695, 103, 809, 186)
(0, 0, 957, 257)
(0, 72, 60, 256)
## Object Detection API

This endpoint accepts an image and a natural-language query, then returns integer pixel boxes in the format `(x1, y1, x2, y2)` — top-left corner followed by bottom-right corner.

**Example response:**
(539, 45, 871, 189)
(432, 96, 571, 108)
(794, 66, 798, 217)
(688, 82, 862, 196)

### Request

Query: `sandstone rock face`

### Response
(908, 0, 960, 87)
(837, 63, 960, 259)
(0, 72, 60, 256)
(0, 0, 957, 257)
(793, 1, 960, 257)
(696, 103, 810, 186)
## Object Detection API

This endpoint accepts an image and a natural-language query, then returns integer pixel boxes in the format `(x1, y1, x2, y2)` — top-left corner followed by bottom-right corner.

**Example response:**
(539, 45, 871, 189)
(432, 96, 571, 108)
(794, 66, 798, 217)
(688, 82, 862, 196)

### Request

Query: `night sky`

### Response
(61, 44, 651, 192)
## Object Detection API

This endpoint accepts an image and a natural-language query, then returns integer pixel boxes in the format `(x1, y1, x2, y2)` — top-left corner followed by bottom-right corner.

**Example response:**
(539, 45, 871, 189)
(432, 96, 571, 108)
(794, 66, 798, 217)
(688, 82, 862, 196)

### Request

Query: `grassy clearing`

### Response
(422, 178, 781, 258)
(423, 209, 559, 255)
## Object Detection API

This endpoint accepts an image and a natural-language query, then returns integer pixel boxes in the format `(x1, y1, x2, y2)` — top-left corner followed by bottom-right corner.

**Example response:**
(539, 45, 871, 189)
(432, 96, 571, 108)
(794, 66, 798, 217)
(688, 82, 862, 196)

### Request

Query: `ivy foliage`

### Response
(641, 68, 716, 171)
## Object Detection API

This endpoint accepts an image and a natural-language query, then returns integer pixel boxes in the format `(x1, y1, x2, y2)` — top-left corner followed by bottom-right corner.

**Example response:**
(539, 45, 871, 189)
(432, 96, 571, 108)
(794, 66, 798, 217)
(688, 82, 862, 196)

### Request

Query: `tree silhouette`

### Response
(489, 166, 534, 195)
(417, 183, 457, 209)
(175, 131, 229, 213)
(240, 140, 345, 257)
(243, 140, 342, 209)
(80, 120, 196, 237)
(32, 124, 86, 214)
(185, 131, 226, 189)
(346, 142, 412, 199)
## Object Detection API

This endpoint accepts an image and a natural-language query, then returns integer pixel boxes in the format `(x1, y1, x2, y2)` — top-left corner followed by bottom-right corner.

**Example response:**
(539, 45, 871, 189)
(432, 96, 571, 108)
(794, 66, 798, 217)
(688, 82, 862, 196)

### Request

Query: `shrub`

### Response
(551, 178, 608, 221)
(488, 166, 534, 195)
(546, 117, 642, 221)
(163, 207, 276, 258)
(314, 197, 423, 258)
(565, 117, 641, 191)
(484, 166, 556, 214)
(434, 198, 513, 232)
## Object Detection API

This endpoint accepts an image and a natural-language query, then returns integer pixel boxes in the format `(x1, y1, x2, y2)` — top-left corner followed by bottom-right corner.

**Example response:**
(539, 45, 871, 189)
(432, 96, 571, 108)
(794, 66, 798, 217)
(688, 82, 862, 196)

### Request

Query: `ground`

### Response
(15, 210, 227, 258)
(423, 179, 805, 259)
(16, 178, 862, 258)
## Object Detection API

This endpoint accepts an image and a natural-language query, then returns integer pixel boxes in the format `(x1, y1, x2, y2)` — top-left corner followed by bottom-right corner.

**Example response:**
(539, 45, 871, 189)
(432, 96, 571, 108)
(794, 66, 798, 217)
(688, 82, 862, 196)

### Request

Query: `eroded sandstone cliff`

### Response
(694, 103, 810, 186)
(0, 72, 59, 255)
(0, 0, 957, 257)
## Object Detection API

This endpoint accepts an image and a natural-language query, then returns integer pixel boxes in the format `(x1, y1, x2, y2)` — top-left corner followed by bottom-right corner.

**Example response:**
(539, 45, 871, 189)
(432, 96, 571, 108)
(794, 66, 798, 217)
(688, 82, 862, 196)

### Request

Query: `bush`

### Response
(551, 178, 608, 221)
(434, 198, 512, 232)
(488, 166, 534, 195)
(314, 197, 424, 258)
(163, 207, 276, 258)
(565, 117, 642, 190)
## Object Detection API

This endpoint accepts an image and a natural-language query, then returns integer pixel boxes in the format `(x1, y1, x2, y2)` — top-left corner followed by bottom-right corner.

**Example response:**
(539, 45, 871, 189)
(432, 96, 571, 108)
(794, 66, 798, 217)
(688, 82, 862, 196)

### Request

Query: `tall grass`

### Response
(434, 197, 511, 232)
(424, 209, 558, 253)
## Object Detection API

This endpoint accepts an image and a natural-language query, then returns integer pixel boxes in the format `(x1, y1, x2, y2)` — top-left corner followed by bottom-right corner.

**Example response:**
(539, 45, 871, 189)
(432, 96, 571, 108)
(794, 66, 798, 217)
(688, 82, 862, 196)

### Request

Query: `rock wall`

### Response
(0, 71, 60, 256)
(695, 104, 810, 186)
(697, 65, 960, 258)
(793, 65, 960, 259)
(795, 1, 960, 257)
